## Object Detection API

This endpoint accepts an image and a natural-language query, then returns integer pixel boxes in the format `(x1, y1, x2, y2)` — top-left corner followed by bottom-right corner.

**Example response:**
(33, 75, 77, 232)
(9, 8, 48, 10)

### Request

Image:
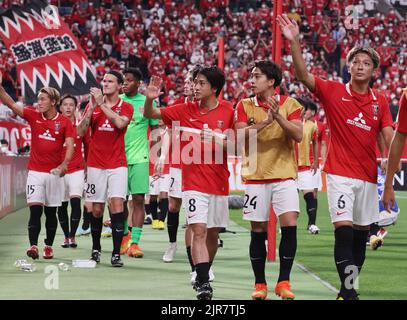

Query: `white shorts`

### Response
(243, 179, 300, 222)
(26, 170, 63, 207)
(85, 167, 128, 202)
(169, 167, 182, 198)
(183, 191, 229, 228)
(297, 170, 315, 191)
(61, 170, 85, 201)
(149, 174, 171, 195)
(313, 168, 322, 190)
(327, 174, 378, 226)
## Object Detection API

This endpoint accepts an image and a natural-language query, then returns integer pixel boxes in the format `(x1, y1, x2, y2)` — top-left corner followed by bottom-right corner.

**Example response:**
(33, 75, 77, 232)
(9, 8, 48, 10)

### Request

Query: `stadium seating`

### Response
(0, 0, 405, 110)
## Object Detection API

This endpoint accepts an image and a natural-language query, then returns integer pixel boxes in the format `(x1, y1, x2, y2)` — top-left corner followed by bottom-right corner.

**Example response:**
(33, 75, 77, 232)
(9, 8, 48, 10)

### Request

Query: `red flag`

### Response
(0, 0, 97, 103)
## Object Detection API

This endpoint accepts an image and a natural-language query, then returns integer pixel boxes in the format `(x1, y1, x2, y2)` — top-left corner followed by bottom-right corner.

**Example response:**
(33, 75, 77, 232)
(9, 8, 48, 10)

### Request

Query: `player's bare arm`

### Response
(0, 71, 24, 117)
(201, 126, 236, 154)
(58, 137, 74, 177)
(267, 96, 303, 142)
(77, 94, 95, 137)
(377, 132, 388, 175)
(278, 14, 315, 92)
(91, 88, 130, 129)
(383, 131, 406, 211)
(154, 126, 169, 176)
(320, 140, 327, 167)
(311, 134, 318, 175)
(144, 76, 163, 119)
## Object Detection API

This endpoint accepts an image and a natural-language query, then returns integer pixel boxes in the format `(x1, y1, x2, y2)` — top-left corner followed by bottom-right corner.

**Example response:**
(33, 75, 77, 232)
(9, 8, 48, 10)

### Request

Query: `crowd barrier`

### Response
(0, 155, 29, 219)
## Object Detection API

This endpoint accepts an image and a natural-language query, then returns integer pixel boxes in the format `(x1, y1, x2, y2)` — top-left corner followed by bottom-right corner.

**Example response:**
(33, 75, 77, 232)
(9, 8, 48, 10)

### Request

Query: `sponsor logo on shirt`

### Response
(39, 129, 56, 141)
(346, 112, 371, 131)
(98, 120, 114, 132)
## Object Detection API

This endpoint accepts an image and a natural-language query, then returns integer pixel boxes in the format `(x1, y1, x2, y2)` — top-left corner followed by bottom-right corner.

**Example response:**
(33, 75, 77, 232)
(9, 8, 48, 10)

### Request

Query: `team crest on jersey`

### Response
(217, 120, 224, 129)
(54, 122, 61, 134)
(372, 103, 379, 120)
(139, 107, 144, 114)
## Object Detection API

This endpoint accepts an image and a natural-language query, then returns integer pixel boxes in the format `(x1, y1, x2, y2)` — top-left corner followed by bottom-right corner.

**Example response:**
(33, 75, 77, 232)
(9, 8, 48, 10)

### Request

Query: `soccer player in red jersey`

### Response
(77, 71, 134, 267)
(57, 95, 87, 249)
(0, 72, 74, 260)
(382, 89, 407, 210)
(279, 15, 394, 300)
(144, 66, 235, 300)
(159, 68, 194, 262)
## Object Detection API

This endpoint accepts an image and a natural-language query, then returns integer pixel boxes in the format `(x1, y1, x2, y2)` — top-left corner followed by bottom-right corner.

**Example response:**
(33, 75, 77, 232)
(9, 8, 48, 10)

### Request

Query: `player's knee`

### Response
(132, 195, 145, 207)
(251, 221, 268, 233)
(169, 201, 181, 212)
(92, 209, 103, 218)
(192, 226, 207, 241)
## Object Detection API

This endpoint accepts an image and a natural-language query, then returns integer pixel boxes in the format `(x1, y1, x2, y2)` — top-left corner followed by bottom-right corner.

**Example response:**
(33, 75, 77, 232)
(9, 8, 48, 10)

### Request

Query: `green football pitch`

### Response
(0, 191, 406, 300)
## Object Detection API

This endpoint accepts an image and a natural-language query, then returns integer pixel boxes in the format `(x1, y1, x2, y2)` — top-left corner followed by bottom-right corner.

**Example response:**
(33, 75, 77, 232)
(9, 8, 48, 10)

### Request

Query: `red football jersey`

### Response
(313, 77, 393, 183)
(86, 99, 134, 169)
(168, 99, 189, 169)
(396, 90, 407, 134)
(23, 108, 74, 173)
(149, 126, 171, 175)
(160, 100, 235, 196)
(61, 124, 85, 174)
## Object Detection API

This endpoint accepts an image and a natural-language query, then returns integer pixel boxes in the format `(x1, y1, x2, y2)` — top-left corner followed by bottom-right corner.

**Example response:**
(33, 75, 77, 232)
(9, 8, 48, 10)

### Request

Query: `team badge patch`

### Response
(372, 103, 379, 120)
(372, 103, 379, 115)
(217, 120, 224, 129)
(54, 122, 61, 134)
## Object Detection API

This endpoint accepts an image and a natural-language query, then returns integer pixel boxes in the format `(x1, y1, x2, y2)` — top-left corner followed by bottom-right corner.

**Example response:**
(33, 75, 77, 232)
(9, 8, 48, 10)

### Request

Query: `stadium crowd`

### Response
(0, 0, 406, 121)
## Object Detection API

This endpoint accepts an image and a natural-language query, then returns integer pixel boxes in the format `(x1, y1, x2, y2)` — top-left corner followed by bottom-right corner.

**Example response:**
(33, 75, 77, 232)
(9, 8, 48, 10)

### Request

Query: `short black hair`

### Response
(190, 64, 202, 80)
(60, 94, 78, 107)
(106, 70, 124, 84)
(252, 60, 282, 88)
(194, 65, 225, 97)
(123, 67, 143, 81)
(297, 97, 317, 112)
(305, 100, 318, 112)
(79, 101, 88, 111)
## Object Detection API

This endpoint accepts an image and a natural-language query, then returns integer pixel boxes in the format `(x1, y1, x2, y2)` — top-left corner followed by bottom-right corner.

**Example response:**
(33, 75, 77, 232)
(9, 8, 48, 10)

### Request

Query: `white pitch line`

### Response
(295, 262, 339, 294)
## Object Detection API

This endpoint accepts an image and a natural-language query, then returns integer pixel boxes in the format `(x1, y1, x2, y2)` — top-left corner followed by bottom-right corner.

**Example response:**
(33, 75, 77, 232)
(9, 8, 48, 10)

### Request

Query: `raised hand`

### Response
(90, 87, 104, 106)
(382, 185, 396, 213)
(266, 96, 280, 116)
(277, 14, 300, 41)
(145, 76, 164, 100)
